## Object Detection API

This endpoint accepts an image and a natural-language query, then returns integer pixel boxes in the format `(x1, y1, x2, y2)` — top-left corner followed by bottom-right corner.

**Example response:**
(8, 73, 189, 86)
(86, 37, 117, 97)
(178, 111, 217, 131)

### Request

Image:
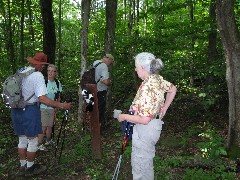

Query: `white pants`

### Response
(131, 119, 164, 180)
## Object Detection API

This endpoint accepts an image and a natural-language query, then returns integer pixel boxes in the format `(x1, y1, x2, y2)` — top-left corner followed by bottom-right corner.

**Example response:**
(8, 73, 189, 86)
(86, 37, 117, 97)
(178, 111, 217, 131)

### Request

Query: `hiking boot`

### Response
(25, 164, 46, 177)
(17, 165, 26, 176)
(38, 144, 47, 151)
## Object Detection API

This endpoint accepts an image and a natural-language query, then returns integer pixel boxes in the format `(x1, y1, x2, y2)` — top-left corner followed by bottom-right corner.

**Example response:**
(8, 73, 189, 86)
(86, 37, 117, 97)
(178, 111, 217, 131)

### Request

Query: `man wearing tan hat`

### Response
(11, 52, 71, 177)
(93, 54, 114, 129)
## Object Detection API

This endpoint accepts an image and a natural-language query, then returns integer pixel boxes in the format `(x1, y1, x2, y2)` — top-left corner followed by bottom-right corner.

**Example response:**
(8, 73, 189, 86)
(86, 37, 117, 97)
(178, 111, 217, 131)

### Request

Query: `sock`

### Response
(20, 160, 26, 167)
(27, 161, 34, 168)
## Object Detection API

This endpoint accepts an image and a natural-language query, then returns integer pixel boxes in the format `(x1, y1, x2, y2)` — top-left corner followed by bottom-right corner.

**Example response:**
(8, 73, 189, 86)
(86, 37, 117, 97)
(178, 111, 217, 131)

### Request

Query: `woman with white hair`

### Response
(115, 52, 177, 179)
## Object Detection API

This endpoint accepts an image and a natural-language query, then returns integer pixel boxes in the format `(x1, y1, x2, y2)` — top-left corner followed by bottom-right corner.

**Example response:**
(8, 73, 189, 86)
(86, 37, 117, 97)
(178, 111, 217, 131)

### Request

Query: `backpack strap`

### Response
(44, 77, 61, 101)
(45, 77, 48, 86)
(94, 62, 102, 83)
(55, 78, 60, 90)
(26, 93, 35, 102)
(54, 78, 60, 101)
(21, 68, 36, 102)
(93, 62, 102, 68)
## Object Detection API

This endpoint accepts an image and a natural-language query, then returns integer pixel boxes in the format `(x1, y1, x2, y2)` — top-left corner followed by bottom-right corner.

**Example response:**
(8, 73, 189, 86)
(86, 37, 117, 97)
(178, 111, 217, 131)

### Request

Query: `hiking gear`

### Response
(105, 54, 114, 61)
(55, 109, 69, 162)
(112, 110, 135, 180)
(80, 62, 102, 89)
(27, 52, 48, 65)
(25, 164, 47, 177)
(112, 155, 122, 180)
(55, 93, 72, 162)
(2, 67, 36, 108)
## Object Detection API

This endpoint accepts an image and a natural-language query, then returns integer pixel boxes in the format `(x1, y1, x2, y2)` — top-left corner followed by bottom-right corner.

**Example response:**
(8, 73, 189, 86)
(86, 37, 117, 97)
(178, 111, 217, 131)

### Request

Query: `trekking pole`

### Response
(52, 108, 57, 141)
(112, 111, 134, 180)
(58, 109, 69, 162)
(112, 154, 122, 180)
(54, 113, 65, 158)
(54, 93, 72, 161)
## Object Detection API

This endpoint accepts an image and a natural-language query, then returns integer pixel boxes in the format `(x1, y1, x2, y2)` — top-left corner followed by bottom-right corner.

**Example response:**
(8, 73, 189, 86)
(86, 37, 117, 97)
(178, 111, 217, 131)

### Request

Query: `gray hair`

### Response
(135, 52, 164, 74)
(47, 64, 57, 71)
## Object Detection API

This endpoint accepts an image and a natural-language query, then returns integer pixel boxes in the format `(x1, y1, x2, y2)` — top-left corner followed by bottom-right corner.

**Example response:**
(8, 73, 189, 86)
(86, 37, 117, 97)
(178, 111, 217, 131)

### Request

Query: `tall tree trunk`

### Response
(104, 0, 118, 125)
(104, 0, 117, 53)
(27, 0, 35, 53)
(216, 0, 240, 149)
(208, 0, 218, 62)
(57, 0, 62, 77)
(40, 0, 56, 65)
(78, 0, 91, 126)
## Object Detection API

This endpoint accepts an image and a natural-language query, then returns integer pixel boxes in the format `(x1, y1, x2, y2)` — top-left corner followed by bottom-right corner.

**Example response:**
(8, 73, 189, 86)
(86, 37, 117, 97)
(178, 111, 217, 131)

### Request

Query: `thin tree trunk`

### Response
(20, 0, 25, 63)
(27, 0, 35, 52)
(57, 0, 62, 77)
(7, 0, 15, 73)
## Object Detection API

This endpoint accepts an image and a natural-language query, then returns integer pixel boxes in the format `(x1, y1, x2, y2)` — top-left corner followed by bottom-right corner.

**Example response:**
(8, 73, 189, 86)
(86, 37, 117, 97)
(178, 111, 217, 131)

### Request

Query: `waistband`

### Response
(25, 102, 38, 106)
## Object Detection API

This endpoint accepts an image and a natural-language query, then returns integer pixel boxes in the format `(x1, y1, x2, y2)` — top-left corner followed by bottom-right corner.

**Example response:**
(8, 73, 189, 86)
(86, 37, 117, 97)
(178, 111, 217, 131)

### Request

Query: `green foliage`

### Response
(227, 145, 240, 159)
(184, 166, 235, 180)
(74, 134, 91, 158)
(180, 122, 227, 159)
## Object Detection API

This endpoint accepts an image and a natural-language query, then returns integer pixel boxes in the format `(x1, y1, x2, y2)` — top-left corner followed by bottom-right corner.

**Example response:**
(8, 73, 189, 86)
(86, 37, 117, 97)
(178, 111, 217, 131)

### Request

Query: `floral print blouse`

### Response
(131, 74, 173, 118)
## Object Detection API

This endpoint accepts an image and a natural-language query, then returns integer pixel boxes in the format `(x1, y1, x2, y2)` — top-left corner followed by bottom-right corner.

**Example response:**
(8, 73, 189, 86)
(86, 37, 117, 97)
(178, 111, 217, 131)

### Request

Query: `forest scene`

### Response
(1, 0, 240, 179)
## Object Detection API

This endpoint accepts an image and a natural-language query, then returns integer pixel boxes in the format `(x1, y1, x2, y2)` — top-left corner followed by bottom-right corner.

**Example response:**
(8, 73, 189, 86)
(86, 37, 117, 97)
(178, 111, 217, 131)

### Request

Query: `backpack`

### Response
(45, 78, 60, 100)
(1, 67, 36, 109)
(80, 62, 102, 89)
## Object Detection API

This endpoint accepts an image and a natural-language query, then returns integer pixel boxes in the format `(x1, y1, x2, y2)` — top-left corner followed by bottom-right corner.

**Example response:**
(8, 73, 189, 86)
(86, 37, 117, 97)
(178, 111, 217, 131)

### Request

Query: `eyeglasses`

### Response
(48, 70, 56, 73)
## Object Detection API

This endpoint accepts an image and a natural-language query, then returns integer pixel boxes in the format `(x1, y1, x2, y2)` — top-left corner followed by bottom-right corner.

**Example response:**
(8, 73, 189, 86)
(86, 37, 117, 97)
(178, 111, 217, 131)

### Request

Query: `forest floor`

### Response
(0, 98, 237, 180)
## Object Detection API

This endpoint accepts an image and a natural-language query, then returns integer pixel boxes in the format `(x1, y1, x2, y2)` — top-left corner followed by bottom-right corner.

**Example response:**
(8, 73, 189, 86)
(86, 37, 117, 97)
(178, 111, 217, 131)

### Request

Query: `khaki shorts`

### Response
(40, 108, 54, 127)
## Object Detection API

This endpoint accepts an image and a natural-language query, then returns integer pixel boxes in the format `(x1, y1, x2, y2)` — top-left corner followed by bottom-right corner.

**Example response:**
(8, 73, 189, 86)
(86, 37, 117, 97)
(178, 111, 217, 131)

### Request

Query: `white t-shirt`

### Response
(20, 66, 47, 103)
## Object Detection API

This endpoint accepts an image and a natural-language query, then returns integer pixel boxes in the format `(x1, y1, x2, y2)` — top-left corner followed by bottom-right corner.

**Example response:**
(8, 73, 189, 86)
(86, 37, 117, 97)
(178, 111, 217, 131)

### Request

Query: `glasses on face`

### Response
(48, 70, 56, 73)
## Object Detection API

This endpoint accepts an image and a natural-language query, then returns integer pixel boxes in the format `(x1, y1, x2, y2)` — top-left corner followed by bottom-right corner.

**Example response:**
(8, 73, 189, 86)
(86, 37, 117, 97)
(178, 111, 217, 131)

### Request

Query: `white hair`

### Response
(47, 64, 57, 71)
(135, 52, 164, 74)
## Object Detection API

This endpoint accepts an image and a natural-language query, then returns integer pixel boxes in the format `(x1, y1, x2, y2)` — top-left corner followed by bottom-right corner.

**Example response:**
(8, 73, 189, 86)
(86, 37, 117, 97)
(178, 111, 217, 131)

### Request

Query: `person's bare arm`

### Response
(160, 85, 177, 118)
(101, 79, 112, 86)
(38, 95, 70, 110)
(118, 114, 151, 125)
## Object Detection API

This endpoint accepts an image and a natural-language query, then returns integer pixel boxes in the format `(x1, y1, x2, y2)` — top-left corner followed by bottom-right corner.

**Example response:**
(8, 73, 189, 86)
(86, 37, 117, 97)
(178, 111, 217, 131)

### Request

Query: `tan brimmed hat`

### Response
(105, 54, 114, 61)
